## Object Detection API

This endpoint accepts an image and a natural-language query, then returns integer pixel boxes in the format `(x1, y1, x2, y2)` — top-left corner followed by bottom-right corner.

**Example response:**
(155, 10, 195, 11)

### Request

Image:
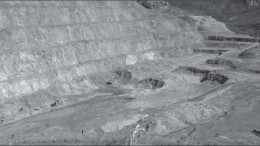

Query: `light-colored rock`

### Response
(0, 1, 201, 100)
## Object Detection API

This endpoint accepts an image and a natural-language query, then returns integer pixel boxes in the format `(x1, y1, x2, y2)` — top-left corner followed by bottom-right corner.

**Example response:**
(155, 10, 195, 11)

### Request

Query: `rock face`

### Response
(191, 16, 236, 36)
(0, 1, 201, 122)
(246, 0, 260, 8)
(167, 0, 260, 20)
(166, 0, 260, 37)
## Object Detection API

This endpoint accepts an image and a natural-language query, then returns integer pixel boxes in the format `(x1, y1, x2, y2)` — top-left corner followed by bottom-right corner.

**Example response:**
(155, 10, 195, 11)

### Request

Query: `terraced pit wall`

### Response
(166, 0, 260, 20)
(166, 0, 260, 37)
(0, 1, 202, 99)
(207, 36, 260, 43)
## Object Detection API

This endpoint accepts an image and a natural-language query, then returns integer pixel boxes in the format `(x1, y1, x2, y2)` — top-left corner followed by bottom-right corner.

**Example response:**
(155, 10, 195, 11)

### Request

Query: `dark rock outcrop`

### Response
(138, 78, 165, 89)
(206, 58, 237, 69)
(200, 73, 229, 84)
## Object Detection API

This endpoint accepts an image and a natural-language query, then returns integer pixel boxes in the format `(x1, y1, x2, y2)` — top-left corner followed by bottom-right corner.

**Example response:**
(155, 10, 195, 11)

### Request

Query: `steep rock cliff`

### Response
(0, 1, 201, 123)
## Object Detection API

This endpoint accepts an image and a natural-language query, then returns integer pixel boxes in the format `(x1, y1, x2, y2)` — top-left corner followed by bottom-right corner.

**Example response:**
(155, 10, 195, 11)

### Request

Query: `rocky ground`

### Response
(0, 1, 260, 145)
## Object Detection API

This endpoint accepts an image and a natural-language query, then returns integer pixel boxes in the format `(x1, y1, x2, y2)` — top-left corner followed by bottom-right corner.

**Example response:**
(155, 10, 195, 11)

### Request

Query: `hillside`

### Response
(166, 0, 260, 37)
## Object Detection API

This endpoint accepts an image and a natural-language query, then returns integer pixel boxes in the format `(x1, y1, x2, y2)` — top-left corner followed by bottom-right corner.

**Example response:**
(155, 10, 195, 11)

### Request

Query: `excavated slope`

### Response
(167, 0, 260, 20)
(0, 1, 201, 122)
(166, 0, 260, 37)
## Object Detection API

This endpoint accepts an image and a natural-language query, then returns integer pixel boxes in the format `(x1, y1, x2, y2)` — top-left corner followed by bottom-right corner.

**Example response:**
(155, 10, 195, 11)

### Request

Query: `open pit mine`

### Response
(0, 0, 259, 145)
